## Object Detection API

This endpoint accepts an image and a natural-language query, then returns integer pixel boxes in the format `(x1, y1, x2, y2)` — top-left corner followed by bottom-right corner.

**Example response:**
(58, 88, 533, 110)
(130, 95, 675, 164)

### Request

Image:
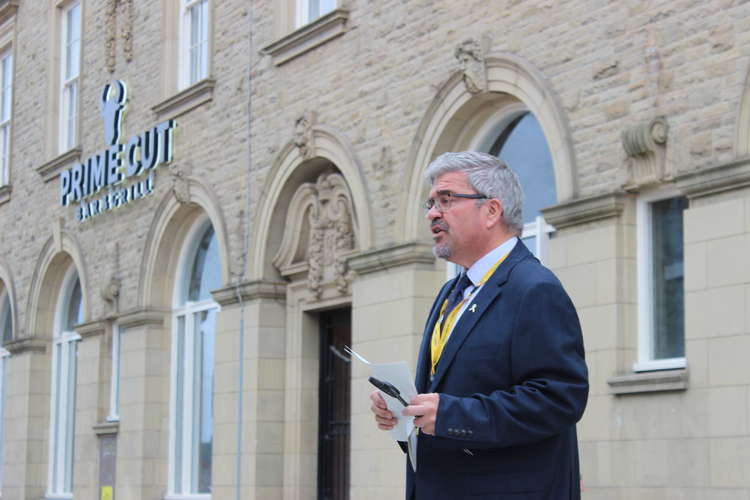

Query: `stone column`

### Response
(115, 308, 170, 499)
(3, 337, 48, 500)
(211, 280, 287, 500)
(74, 320, 111, 500)
(347, 242, 442, 500)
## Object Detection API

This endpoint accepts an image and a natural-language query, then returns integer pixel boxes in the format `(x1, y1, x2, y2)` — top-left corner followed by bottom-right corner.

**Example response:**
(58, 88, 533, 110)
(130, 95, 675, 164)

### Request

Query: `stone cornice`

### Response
(93, 420, 120, 436)
(152, 78, 215, 122)
(117, 307, 168, 329)
(0, 1, 19, 26)
(541, 192, 628, 230)
(211, 280, 287, 306)
(4, 336, 46, 355)
(261, 8, 349, 65)
(76, 319, 108, 339)
(348, 242, 435, 276)
(36, 147, 82, 182)
(675, 156, 750, 199)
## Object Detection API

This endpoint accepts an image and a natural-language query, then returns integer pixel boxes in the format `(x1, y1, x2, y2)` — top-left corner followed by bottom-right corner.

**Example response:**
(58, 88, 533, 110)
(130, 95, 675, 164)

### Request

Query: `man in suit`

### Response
(370, 151, 588, 499)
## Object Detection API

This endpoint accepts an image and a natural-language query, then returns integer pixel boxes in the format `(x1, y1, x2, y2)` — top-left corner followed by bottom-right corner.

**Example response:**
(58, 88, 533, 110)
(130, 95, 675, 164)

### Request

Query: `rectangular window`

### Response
(48, 332, 79, 498)
(635, 191, 688, 372)
(295, 0, 336, 27)
(59, 2, 81, 153)
(0, 49, 11, 186)
(169, 305, 216, 496)
(107, 324, 121, 422)
(180, 0, 209, 89)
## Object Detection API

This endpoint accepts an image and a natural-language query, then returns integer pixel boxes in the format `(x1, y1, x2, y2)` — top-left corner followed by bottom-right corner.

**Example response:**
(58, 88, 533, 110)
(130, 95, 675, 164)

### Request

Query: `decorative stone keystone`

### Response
(294, 111, 317, 160)
(455, 38, 488, 94)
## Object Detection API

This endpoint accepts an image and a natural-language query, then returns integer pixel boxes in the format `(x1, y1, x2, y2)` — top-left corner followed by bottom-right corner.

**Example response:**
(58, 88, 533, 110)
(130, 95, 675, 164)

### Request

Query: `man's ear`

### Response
(484, 199, 504, 228)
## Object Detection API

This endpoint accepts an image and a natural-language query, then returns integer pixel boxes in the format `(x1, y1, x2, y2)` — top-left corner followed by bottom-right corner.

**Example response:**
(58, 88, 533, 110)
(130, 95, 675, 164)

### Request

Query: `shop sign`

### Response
(59, 80, 176, 221)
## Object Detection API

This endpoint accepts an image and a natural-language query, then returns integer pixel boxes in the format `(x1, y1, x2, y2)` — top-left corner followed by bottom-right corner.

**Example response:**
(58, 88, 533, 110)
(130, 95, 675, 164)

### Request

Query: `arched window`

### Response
(0, 287, 11, 344)
(169, 217, 220, 497)
(480, 109, 557, 262)
(0, 283, 10, 494)
(48, 266, 83, 498)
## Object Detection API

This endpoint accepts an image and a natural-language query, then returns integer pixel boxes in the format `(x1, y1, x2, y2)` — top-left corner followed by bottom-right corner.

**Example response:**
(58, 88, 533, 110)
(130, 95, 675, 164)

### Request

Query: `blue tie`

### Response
(440, 272, 473, 330)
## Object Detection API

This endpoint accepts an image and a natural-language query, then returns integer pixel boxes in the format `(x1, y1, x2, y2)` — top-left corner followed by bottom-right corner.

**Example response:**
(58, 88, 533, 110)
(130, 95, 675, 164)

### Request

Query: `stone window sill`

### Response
(262, 8, 349, 66)
(37, 146, 82, 182)
(607, 368, 688, 395)
(0, 184, 10, 206)
(152, 78, 215, 122)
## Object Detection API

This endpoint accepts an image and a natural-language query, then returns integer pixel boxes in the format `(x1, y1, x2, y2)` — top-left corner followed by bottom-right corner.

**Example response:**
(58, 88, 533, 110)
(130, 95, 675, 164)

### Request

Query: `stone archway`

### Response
(399, 51, 578, 244)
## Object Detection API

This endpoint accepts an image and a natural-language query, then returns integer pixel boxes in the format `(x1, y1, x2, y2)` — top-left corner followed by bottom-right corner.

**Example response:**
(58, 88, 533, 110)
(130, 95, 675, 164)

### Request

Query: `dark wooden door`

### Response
(317, 308, 351, 500)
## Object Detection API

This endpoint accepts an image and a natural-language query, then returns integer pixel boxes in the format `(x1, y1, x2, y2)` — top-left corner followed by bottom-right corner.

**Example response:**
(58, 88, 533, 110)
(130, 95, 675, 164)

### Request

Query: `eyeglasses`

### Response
(424, 191, 488, 212)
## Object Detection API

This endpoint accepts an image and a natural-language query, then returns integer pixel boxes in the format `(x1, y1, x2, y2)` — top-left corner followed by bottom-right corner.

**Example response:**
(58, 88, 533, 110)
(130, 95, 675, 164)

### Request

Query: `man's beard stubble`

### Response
(431, 220, 452, 260)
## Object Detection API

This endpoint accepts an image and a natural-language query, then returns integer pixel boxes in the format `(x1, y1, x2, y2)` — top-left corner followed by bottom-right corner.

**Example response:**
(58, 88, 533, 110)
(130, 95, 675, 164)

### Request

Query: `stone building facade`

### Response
(0, 0, 749, 499)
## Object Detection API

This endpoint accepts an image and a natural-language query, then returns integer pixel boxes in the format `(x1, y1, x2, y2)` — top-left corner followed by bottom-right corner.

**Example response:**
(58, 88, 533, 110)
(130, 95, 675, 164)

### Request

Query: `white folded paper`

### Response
(346, 346, 419, 470)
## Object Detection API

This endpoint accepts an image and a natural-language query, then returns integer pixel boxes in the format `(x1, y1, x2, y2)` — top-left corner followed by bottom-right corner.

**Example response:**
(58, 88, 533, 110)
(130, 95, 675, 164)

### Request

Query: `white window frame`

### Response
(58, 1, 81, 154)
(106, 323, 121, 422)
(520, 215, 555, 264)
(634, 187, 687, 372)
(0, 286, 9, 495)
(295, 0, 336, 27)
(47, 266, 82, 500)
(167, 217, 219, 499)
(0, 347, 8, 495)
(179, 0, 210, 90)
(0, 47, 12, 187)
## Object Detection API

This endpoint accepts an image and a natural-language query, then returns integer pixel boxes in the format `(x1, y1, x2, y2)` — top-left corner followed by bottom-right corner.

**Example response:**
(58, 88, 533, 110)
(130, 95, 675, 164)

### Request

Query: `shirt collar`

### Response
(465, 237, 518, 287)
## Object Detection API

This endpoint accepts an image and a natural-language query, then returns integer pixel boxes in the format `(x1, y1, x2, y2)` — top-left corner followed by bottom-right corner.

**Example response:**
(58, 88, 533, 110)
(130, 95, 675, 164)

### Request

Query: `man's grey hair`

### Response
(425, 151, 524, 236)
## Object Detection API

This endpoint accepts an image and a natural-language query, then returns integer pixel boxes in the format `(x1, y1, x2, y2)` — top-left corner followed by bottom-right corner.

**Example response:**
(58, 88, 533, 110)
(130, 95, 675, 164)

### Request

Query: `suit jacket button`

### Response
(447, 428, 454, 435)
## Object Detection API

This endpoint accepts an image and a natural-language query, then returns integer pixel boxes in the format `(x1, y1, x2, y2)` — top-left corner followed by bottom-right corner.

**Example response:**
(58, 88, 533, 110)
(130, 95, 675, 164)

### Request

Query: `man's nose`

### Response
(426, 204, 441, 220)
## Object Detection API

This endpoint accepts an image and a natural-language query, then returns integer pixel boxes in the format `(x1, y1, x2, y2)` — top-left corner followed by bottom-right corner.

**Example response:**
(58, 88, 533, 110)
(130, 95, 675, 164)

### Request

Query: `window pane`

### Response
(1, 53, 11, 121)
(522, 235, 537, 256)
(64, 342, 77, 492)
(491, 113, 556, 224)
(193, 309, 215, 493)
(66, 4, 81, 80)
(320, 0, 336, 15)
(187, 226, 220, 302)
(651, 197, 687, 359)
(65, 277, 83, 331)
(1, 293, 11, 343)
(188, 0, 208, 85)
(174, 315, 186, 494)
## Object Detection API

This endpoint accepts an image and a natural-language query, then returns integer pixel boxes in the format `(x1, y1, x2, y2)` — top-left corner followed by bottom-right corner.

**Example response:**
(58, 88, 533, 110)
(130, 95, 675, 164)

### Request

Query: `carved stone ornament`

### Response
(455, 38, 488, 94)
(105, 0, 135, 73)
(101, 242, 121, 317)
(170, 168, 191, 204)
(272, 172, 358, 299)
(621, 117, 670, 190)
(293, 111, 317, 160)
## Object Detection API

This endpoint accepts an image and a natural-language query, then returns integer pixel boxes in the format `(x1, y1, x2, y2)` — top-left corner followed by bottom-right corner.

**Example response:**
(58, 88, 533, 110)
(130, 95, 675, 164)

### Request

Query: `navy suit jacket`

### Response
(406, 241, 588, 500)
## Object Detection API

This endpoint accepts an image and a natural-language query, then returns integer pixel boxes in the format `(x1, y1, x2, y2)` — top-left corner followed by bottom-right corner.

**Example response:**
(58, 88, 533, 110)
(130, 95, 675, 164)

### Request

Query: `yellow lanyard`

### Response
(430, 251, 510, 375)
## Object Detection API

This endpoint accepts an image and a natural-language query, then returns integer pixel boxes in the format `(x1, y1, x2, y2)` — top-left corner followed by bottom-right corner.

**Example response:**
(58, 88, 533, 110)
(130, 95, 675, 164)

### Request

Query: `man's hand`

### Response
(369, 390, 397, 430)
(402, 393, 439, 435)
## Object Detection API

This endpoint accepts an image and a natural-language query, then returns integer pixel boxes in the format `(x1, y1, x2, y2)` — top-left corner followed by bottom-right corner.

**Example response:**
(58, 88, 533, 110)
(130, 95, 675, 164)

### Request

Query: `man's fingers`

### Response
(402, 403, 428, 417)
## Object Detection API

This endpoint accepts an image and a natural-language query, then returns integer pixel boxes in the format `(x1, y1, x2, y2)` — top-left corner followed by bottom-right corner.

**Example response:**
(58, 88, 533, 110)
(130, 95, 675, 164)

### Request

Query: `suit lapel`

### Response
(415, 279, 454, 393)
(427, 242, 531, 393)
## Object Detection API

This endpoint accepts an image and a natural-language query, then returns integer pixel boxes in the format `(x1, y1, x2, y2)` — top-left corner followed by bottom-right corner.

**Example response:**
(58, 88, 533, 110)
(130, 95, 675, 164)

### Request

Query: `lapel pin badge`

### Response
(469, 303, 477, 313)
